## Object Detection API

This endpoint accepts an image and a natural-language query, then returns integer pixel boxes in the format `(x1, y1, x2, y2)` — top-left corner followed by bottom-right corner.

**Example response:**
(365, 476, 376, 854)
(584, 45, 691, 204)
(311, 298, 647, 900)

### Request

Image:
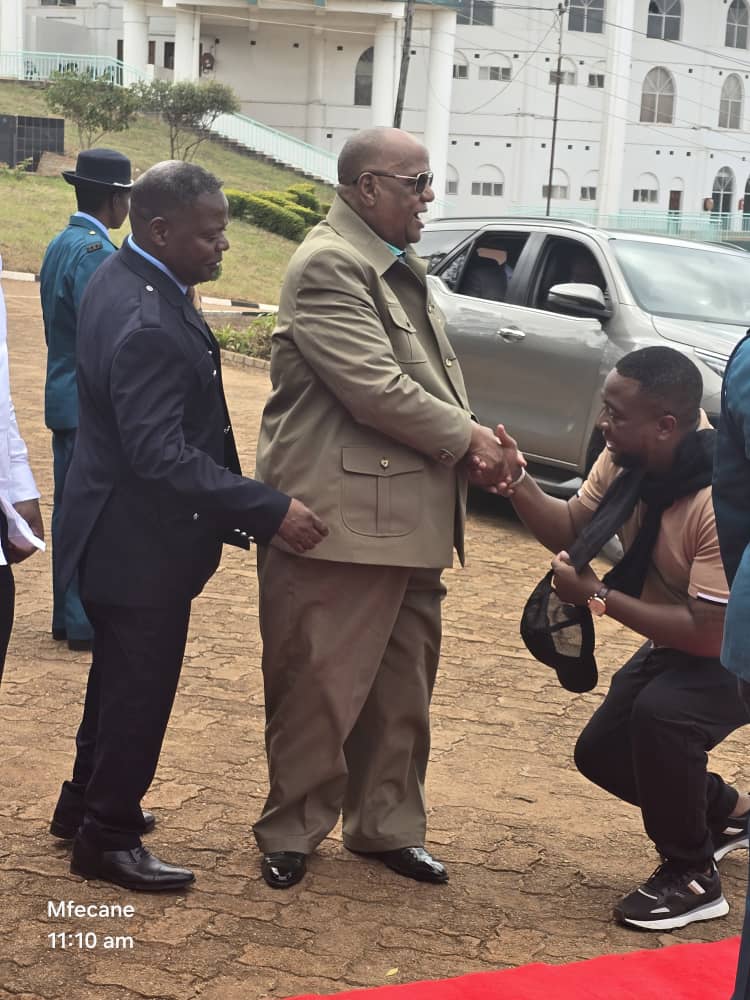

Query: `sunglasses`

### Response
(352, 170, 434, 194)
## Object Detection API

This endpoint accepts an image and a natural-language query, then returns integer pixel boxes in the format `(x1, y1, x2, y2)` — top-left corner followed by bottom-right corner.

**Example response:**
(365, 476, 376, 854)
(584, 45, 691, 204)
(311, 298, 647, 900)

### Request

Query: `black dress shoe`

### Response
(70, 839, 194, 892)
(261, 851, 307, 889)
(50, 808, 156, 841)
(366, 846, 449, 884)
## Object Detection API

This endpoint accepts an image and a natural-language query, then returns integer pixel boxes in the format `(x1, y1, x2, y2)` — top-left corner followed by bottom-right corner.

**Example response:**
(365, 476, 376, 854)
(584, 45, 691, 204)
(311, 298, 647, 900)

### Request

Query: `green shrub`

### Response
(214, 314, 276, 360)
(254, 189, 294, 208)
(284, 203, 321, 226)
(287, 182, 319, 212)
(225, 188, 305, 241)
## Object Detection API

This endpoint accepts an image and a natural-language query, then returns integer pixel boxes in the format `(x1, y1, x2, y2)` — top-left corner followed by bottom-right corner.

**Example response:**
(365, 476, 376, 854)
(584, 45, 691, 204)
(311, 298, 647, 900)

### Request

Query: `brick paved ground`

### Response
(0, 278, 747, 1000)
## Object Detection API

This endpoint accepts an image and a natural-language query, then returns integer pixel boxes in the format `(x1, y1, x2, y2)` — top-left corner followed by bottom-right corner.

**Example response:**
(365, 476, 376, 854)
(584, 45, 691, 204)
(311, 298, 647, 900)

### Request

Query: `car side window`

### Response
(532, 238, 608, 313)
(453, 234, 530, 303)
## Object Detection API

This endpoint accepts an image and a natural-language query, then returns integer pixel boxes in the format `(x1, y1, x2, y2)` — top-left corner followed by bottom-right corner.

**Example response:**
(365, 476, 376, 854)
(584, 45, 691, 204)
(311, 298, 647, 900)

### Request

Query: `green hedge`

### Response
(287, 182, 320, 212)
(225, 188, 306, 242)
(214, 314, 275, 360)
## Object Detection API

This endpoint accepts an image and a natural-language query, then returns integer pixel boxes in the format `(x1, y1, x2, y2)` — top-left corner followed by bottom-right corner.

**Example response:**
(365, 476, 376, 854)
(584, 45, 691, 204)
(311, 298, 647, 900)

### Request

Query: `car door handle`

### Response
(497, 326, 526, 342)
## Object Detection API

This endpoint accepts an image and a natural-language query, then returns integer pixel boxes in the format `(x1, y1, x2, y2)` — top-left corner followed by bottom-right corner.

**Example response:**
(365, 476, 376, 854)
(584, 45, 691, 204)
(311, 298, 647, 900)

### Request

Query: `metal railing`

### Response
(506, 206, 749, 241)
(0, 50, 144, 87)
(211, 112, 337, 186)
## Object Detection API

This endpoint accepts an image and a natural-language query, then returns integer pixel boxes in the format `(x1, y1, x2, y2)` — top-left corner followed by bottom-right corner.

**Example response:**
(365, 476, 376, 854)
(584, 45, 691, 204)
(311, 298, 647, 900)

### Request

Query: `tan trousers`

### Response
(253, 546, 446, 854)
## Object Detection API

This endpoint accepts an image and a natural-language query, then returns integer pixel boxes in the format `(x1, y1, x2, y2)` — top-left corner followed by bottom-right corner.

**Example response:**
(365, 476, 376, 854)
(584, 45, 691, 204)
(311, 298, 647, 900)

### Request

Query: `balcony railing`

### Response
(0, 49, 145, 87)
(504, 206, 749, 241)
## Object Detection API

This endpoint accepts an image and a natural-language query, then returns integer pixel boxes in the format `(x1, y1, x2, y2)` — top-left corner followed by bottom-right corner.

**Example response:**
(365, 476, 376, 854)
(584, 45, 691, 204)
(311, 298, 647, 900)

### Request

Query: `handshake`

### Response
(465, 423, 526, 496)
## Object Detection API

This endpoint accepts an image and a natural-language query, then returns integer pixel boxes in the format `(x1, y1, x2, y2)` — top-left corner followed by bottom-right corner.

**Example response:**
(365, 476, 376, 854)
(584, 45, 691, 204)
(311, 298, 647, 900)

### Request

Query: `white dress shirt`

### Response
(0, 256, 42, 565)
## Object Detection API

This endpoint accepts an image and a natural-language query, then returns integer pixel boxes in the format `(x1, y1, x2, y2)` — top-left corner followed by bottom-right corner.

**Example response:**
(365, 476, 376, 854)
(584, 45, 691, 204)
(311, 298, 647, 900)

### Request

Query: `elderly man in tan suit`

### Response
(254, 127, 516, 889)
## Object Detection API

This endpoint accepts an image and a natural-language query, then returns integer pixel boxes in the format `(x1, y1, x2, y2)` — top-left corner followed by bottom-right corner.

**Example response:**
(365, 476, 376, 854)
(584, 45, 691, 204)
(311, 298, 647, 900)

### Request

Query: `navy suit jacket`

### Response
(58, 241, 290, 607)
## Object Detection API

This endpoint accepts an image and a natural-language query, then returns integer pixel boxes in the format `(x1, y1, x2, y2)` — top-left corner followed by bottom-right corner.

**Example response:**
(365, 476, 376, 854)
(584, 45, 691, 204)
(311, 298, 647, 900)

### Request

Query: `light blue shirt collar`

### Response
(73, 211, 110, 241)
(384, 240, 406, 258)
(127, 235, 188, 295)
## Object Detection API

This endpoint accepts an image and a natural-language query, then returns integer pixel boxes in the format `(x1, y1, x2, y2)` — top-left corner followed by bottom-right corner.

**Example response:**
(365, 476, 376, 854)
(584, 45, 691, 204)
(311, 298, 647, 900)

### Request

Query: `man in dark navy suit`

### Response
(50, 160, 327, 892)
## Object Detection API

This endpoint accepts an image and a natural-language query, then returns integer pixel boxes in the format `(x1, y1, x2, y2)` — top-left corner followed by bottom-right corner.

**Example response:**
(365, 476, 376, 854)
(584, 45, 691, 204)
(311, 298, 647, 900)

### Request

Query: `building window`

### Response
(720, 74, 744, 128)
(647, 0, 681, 41)
(164, 42, 175, 70)
(479, 65, 511, 82)
(148, 40, 156, 66)
(550, 59, 577, 86)
(446, 180, 459, 195)
(588, 73, 605, 88)
(456, 1, 494, 26)
(446, 164, 459, 196)
(580, 186, 597, 200)
(453, 63, 468, 80)
(354, 47, 373, 106)
(640, 66, 675, 123)
(727, 0, 749, 49)
(41, 0, 76, 6)
(543, 184, 569, 199)
(471, 182, 504, 196)
(568, 0, 604, 33)
(713, 166, 735, 215)
(116, 39, 123, 62)
(633, 189, 658, 203)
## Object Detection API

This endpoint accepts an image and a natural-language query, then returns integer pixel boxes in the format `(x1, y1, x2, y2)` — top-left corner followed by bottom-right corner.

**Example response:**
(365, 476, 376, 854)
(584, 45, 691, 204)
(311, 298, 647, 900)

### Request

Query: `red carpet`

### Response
(289, 937, 740, 1000)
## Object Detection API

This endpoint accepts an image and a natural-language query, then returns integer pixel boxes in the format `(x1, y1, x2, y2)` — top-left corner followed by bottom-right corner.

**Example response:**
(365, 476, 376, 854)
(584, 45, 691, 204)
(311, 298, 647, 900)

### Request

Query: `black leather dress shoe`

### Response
(367, 846, 449, 884)
(261, 851, 307, 889)
(50, 808, 156, 841)
(71, 840, 194, 892)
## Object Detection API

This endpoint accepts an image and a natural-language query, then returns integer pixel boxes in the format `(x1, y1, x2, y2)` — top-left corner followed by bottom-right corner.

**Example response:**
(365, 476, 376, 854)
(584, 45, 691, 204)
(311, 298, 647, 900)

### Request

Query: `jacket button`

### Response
(192, 513, 200, 521)
(428, 303, 435, 312)
(445, 358, 453, 367)
(145, 285, 154, 292)
(380, 458, 390, 469)
(224, 424, 231, 434)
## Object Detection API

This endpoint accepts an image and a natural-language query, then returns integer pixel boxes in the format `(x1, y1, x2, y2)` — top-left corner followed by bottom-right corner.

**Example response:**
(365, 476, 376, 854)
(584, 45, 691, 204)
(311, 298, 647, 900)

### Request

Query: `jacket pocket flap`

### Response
(342, 448, 424, 477)
(386, 301, 416, 332)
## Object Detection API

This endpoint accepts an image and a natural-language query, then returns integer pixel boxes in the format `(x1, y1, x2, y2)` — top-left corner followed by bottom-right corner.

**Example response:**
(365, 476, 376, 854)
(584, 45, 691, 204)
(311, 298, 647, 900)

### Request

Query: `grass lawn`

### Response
(0, 81, 333, 302)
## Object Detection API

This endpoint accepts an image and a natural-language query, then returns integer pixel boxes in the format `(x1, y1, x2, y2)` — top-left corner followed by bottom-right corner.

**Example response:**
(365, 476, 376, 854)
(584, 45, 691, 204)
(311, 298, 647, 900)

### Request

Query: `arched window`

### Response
(478, 54, 511, 82)
(550, 57, 577, 86)
(647, 0, 681, 41)
(580, 170, 598, 201)
(569, 0, 604, 33)
(453, 51, 469, 80)
(354, 47, 373, 106)
(720, 74, 744, 129)
(727, 0, 749, 49)
(471, 164, 505, 197)
(446, 164, 459, 196)
(713, 167, 735, 216)
(633, 172, 659, 204)
(743, 176, 750, 230)
(587, 59, 606, 89)
(542, 168, 570, 200)
(640, 66, 675, 123)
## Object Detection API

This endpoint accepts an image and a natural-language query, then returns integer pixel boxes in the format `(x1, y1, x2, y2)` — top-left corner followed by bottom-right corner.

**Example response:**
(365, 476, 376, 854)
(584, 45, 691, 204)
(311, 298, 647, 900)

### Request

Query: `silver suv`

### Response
(424, 218, 750, 495)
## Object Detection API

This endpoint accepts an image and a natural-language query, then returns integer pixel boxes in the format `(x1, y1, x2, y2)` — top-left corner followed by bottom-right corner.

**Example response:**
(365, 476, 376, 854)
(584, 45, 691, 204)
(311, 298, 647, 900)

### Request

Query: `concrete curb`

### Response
(220, 348, 270, 372)
(2, 270, 278, 312)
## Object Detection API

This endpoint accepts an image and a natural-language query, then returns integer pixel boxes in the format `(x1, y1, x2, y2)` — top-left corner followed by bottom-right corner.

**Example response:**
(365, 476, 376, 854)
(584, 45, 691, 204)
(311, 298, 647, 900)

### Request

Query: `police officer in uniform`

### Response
(40, 149, 132, 652)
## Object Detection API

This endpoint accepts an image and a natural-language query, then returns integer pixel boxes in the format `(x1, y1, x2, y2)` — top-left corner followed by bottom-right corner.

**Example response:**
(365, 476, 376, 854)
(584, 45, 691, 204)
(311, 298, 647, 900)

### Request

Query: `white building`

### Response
(5, 1, 750, 227)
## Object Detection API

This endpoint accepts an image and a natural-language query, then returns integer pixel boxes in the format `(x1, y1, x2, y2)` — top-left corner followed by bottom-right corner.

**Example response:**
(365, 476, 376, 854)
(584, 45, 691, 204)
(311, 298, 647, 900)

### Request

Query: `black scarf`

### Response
(568, 428, 716, 597)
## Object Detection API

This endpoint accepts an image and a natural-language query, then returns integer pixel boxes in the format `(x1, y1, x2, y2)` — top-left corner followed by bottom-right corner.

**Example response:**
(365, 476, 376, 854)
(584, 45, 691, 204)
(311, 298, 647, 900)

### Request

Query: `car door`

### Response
(429, 231, 610, 471)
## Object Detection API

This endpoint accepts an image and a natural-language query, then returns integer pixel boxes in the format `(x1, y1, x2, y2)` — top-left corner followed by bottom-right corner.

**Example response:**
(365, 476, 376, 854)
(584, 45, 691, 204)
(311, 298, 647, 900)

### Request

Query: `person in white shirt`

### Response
(0, 258, 45, 683)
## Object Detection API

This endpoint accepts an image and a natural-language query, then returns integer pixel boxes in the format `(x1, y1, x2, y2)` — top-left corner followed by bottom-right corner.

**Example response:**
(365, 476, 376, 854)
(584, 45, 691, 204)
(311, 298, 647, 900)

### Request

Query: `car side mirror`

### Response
(546, 282, 611, 318)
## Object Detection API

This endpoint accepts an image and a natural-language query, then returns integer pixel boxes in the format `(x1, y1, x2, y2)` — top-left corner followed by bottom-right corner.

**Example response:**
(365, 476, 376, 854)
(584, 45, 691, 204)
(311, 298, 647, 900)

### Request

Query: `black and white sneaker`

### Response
(714, 810, 750, 863)
(613, 860, 729, 931)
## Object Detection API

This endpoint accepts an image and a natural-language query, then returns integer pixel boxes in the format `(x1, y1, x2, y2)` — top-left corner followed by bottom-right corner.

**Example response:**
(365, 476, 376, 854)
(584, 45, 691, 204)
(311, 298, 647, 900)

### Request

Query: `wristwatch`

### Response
(587, 584, 610, 618)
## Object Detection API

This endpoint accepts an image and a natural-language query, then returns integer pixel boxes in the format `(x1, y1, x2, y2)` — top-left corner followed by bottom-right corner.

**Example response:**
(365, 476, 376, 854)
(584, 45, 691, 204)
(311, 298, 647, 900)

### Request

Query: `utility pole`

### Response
(393, 0, 416, 128)
(545, 1, 568, 217)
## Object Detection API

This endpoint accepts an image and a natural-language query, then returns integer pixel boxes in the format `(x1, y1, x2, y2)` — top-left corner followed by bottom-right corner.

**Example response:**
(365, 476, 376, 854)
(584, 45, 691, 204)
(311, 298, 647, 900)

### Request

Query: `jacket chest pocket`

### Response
(340, 447, 423, 537)
(386, 301, 428, 365)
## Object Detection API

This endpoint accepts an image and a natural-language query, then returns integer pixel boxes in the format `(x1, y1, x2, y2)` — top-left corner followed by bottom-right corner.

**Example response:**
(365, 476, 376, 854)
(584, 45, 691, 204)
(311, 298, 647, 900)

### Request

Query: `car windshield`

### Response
(612, 238, 750, 325)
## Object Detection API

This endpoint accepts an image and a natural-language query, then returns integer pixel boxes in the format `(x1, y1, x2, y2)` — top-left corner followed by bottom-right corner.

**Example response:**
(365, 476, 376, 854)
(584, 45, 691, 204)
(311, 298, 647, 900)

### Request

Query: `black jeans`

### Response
(0, 564, 15, 686)
(53, 599, 191, 849)
(574, 641, 750, 868)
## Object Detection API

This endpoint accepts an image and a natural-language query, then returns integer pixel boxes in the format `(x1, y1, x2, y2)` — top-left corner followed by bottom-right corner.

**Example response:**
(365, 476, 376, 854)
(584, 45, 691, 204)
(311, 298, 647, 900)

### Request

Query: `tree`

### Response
(133, 80, 240, 161)
(44, 71, 140, 150)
